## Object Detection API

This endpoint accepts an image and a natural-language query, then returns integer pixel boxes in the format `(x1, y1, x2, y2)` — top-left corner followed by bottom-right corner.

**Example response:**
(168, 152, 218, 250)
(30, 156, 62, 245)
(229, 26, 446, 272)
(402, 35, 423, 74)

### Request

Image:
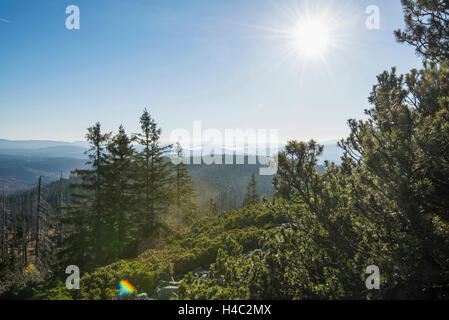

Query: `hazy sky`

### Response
(0, 0, 423, 143)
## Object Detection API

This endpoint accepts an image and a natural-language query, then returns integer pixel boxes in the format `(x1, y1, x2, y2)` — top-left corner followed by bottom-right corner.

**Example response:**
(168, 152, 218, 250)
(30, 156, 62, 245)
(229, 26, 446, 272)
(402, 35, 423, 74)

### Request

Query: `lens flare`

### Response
(117, 279, 135, 299)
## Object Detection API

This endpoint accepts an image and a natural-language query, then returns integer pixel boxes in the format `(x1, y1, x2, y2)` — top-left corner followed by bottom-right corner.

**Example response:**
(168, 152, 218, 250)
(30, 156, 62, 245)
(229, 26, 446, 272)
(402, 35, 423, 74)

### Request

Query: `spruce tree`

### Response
(243, 173, 258, 206)
(171, 142, 198, 223)
(61, 122, 111, 269)
(134, 109, 172, 237)
(1, 191, 6, 261)
(204, 198, 218, 216)
(104, 125, 135, 259)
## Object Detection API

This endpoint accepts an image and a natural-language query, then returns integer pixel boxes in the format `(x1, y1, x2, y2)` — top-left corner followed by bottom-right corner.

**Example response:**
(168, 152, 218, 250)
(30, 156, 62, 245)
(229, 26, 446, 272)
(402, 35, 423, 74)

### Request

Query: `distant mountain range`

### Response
(0, 139, 343, 161)
(0, 140, 88, 192)
(0, 139, 89, 159)
(0, 139, 89, 149)
(0, 139, 343, 194)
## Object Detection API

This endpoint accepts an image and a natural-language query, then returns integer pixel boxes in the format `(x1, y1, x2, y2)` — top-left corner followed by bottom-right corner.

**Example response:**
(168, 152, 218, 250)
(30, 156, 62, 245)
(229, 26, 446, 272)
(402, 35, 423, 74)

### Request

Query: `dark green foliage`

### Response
(178, 63, 449, 299)
(339, 62, 449, 298)
(0, 256, 25, 297)
(395, 0, 449, 61)
(58, 111, 188, 271)
(59, 122, 111, 269)
(34, 260, 157, 300)
(133, 109, 173, 237)
(32, 202, 287, 300)
(104, 125, 136, 259)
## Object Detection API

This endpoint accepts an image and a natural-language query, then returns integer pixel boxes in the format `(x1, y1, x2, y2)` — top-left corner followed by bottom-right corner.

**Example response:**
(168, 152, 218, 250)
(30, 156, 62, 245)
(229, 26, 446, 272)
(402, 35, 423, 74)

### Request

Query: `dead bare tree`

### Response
(35, 176, 42, 258)
(1, 190, 7, 260)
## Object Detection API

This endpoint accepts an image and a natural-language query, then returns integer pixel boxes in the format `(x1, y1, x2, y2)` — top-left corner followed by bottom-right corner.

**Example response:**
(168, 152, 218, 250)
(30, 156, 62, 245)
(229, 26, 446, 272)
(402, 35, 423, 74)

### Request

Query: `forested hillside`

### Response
(0, 155, 87, 193)
(1, 0, 449, 300)
(0, 139, 337, 194)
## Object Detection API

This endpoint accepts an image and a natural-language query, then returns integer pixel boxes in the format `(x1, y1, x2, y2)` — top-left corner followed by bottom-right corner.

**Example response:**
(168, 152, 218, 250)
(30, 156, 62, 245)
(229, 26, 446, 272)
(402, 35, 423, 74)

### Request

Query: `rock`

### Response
(191, 266, 209, 279)
(271, 222, 294, 229)
(192, 266, 204, 273)
(151, 280, 180, 300)
(243, 249, 262, 259)
(136, 293, 149, 300)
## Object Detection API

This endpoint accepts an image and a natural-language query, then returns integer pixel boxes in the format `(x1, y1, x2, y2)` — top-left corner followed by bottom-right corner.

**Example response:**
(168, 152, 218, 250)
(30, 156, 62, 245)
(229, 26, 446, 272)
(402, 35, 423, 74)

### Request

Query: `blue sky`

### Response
(0, 0, 422, 143)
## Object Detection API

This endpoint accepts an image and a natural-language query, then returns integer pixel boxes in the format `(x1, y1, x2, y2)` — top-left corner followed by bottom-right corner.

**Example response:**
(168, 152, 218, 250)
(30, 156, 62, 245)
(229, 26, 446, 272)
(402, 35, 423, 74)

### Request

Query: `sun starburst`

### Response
(238, 0, 357, 80)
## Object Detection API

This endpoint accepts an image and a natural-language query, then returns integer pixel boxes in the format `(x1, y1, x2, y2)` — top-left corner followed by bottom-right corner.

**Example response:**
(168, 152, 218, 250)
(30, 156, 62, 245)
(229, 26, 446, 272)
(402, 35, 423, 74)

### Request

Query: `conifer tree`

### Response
(338, 63, 449, 298)
(1, 191, 7, 261)
(204, 197, 218, 216)
(134, 109, 172, 237)
(243, 173, 258, 206)
(35, 176, 42, 258)
(61, 122, 111, 269)
(395, 0, 449, 61)
(104, 125, 135, 259)
(171, 142, 198, 223)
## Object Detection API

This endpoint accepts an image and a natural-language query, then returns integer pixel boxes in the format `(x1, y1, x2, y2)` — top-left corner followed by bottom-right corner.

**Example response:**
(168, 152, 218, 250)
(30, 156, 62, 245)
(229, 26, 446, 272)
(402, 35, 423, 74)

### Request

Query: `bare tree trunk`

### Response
(27, 193, 32, 264)
(23, 219, 28, 267)
(35, 176, 42, 258)
(59, 172, 64, 246)
(1, 190, 6, 260)
(12, 205, 16, 258)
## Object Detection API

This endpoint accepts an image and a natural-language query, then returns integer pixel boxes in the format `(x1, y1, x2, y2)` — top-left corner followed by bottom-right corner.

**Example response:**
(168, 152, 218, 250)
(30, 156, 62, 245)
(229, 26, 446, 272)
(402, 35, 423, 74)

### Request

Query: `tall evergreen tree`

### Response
(204, 197, 219, 216)
(104, 125, 136, 259)
(134, 109, 172, 237)
(0, 191, 7, 261)
(171, 142, 198, 223)
(61, 122, 111, 269)
(35, 176, 42, 258)
(243, 173, 259, 206)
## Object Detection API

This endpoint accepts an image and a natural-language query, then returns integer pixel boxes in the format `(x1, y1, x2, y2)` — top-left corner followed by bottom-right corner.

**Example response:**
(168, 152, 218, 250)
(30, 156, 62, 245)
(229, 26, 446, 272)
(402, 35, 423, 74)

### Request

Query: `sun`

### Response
(243, 0, 354, 73)
(293, 19, 330, 58)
